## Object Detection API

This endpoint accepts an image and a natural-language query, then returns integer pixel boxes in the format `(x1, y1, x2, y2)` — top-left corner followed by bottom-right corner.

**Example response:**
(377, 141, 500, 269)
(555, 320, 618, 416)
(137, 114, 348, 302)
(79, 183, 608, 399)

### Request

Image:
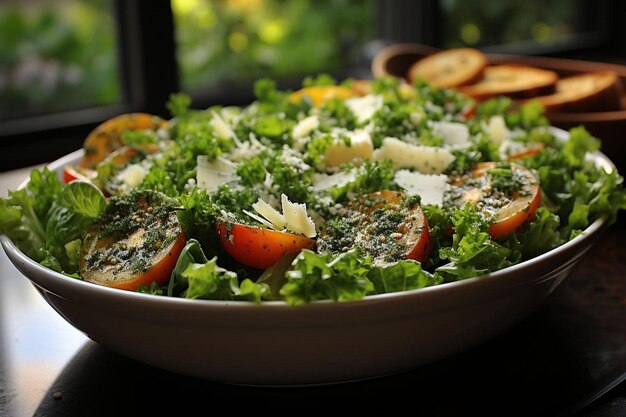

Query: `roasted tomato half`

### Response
(216, 222, 315, 270)
(80, 190, 185, 291)
(319, 190, 432, 266)
(81, 113, 167, 169)
(447, 162, 541, 239)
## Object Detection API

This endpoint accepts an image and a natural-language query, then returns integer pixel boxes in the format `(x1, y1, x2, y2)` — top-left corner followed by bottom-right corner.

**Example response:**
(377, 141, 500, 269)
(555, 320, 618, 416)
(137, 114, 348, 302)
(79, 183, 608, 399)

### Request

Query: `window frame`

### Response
(0, 0, 179, 172)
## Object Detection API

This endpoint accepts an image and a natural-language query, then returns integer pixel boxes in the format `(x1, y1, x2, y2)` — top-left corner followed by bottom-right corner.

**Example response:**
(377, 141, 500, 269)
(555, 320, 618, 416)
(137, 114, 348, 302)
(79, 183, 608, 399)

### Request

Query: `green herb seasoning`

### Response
(319, 191, 426, 265)
(83, 190, 180, 275)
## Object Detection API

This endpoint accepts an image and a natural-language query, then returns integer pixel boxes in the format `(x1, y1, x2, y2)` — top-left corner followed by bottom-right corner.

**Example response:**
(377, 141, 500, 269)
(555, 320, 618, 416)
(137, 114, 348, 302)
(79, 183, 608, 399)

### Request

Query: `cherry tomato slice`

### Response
(81, 113, 167, 169)
(349, 190, 432, 265)
(80, 191, 185, 291)
(63, 165, 97, 183)
(216, 223, 316, 270)
(450, 162, 541, 240)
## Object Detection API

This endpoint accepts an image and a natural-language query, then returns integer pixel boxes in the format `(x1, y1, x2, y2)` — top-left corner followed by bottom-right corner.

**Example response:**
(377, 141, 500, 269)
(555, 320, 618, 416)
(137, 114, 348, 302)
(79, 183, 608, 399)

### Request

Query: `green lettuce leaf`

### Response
(367, 260, 439, 294)
(58, 180, 107, 219)
(167, 238, 210, 296)
(40, 249, 64, 273)
(435, 205, 520, 281)
(0, 189, 46, 261)
(43, 181, 107, 274)
(562, 126, 600, 168)
(582, 167, 626, 225)
(169, 238, 267, 302)
(517, 207, 562, 259)
(566, 202, 590, 236)
(236, 278, 270, 302)
(280, 249, 374, 306)
(421, 204, 452, 268)
(27, 167, 62, 225)
(183, 260, 267, 302)
(517, 126, 624, 233)
(44, 203, 93, 273)
(1, 170, 102, 272)
(183, 260, 240, 300)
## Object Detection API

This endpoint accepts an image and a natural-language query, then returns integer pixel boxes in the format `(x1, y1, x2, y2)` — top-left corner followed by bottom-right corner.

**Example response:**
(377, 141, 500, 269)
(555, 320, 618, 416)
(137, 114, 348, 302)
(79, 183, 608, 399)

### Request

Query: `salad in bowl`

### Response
(2, 75, 625, 306)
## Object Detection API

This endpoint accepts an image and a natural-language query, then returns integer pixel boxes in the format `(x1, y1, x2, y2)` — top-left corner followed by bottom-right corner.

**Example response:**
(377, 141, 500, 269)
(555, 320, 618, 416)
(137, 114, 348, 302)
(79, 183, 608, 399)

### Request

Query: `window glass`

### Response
(173, 0, 374, 91)
(0, 0, 119, 121)
(441, 0, 594, 50)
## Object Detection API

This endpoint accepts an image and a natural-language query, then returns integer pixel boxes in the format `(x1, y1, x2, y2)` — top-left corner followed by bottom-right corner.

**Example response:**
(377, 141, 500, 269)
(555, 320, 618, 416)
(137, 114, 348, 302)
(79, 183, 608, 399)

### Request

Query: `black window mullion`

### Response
(115, 0, 180, 118)
(374, 0, 440, 46)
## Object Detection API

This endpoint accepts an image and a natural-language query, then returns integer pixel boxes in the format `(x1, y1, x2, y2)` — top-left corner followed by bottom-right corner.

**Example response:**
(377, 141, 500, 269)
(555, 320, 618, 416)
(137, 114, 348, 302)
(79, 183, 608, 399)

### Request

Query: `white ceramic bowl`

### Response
(1, 147, 613, 386)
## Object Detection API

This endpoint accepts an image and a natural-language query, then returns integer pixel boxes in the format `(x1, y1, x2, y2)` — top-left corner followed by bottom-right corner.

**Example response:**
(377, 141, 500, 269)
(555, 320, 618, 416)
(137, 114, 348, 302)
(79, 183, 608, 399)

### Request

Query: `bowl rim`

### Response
(1, 137, 615, 313)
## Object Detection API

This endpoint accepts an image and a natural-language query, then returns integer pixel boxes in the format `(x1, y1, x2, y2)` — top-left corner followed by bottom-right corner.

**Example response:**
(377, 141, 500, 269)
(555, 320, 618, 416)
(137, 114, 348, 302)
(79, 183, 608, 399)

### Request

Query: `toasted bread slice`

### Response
(524, 71, 624, 112)
(407, 48, 488, 88)
(459, 65, 558, 101)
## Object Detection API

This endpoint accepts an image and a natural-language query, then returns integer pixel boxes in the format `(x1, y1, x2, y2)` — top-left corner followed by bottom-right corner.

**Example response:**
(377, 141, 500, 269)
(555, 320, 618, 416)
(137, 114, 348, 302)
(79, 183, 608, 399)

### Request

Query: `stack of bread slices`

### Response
(407, 48, 625, 113)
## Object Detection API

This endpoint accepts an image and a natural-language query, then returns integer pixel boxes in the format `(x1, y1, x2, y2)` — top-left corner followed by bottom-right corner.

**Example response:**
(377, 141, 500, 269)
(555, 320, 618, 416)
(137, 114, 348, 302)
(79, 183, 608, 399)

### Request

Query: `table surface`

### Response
(1, 166, 625, 417)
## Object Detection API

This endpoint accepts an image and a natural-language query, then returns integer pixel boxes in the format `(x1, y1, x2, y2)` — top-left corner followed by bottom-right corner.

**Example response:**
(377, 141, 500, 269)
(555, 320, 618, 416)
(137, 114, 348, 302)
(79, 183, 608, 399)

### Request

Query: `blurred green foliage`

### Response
(0, 0, 119, 120)
(0, 0, 586, 121)
(442, 0, 582, 48)
(173, 0, 374, 90)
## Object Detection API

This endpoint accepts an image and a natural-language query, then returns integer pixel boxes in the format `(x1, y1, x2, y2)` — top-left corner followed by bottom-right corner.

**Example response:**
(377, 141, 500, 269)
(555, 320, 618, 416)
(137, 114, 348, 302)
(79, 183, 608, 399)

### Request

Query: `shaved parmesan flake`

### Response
(431, 121, 470, 147)
(324, 130, 373, 167)
(486, 115, 509, 145)
(210, 112, 237, 143)
(243, 209, 280, 230)
(345, 94, 383, 125)
(252, 199, 286, 229)
(119, 164, 148, 188)
(281, 194, 317, 238)
(196, 155, 238, 192)
(292, 115, 319, 140)
(394, 170, 449, 206)
(373, 137, 455, 173)
(203, 156, 236, 174)
(312, 169, 357, 191)
(250, 195, 317, 237)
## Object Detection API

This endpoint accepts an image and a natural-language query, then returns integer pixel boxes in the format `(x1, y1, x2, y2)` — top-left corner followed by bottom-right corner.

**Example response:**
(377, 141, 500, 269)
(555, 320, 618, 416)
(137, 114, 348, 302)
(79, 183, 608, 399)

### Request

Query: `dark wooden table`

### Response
(0, 181, 625, 416)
